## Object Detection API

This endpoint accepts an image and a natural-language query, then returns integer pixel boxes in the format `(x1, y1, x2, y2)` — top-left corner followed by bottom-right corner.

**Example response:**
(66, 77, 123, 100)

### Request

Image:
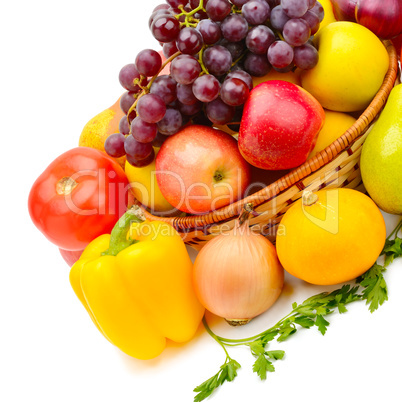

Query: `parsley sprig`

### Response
(194, 218, 402, 401)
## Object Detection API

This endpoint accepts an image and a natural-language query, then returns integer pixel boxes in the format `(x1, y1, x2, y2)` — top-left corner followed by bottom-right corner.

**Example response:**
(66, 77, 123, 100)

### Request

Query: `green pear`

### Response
(360, 83, 402, 215)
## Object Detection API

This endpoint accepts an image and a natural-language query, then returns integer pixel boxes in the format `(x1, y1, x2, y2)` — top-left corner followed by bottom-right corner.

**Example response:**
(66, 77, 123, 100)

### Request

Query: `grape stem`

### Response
(175, 0, 205, 28)
(198, 47, 209, 75)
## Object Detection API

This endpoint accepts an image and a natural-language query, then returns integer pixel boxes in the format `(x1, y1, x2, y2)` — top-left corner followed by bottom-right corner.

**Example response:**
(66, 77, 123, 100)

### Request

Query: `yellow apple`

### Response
(125, 147, 176, 214)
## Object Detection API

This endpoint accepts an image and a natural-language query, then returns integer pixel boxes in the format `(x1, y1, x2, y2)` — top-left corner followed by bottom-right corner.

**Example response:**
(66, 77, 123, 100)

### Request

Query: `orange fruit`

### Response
(308, 109, 356, 159)
(276, 188, 386, 285)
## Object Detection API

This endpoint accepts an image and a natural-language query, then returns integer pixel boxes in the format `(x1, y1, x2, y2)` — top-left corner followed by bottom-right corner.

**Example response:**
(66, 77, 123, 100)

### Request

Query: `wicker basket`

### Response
(142, 40, 399, 250)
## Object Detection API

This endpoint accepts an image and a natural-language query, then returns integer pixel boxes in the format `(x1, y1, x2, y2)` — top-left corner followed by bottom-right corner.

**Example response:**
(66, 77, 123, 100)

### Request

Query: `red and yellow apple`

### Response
(155, 125, 251, 214)
(238, 80, 325, 170)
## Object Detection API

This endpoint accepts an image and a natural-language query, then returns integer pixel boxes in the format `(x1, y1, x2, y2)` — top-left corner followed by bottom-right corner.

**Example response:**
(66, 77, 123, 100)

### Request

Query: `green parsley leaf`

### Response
(315, 314, 330, 335)
(277, 325, 297, 342)
(337, 303, 348, 314)
(193, 358, 241, 402)
(294, 316, 315, 328)
(252, 354, 275, 380)
(249, 340, 266, 356)
(261, 329, 279, 344)
(266, 350, 285, 360)
(383, 237, 402, 267)
(359, 263, 388, 313)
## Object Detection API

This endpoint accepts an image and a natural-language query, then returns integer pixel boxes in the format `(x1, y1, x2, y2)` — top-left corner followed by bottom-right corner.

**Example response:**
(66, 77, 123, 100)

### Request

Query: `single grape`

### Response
(220, 39, 246, 61)
(178, 100, 203, 116)
(148, 9, 171, 28)
(310, 1, 324, 22)
(242, 0, 271, 25)
(157, 108, 183, 135)
(170, 54, 201, 84)
(192, 74, 220, 102)
(163, 41, 179, 58)
(197, 19, 222, 45)
(126, 147, 155, 168)
(270, 5, 290, 30)
(104, 133, 126, 158)
(176, 27, 204, 55)
(151, 15, 181, 42)
(267, 40, 294, 69)
(293, 43, 318, 70)
(177, 83, 198, 105)
(246, 25, 276, 54)
(124, 134, 153, 160)
(301, 10, 320, 35)
(308, 0, 317, 9)
(220, 77, 249, 106)
(190, 0, 210, 8)
(152, 131, 169, 148)
(225, 70, 253, 91)
(150, 75, 177, 104)
(195, 10, 209, 20)
(166, 0, 188, 6)
(136, 93, 167, 123)
(205, 0, 232, 21)
(118, 64, 146, 93)
(243, 52, 272, 76)
(281, 0, 309, 18)
(135, 49, 162, 77)
(202, 45, 232, 76)
(282, 18, 311, 46)
(130, 116, 158, 143)
(128, 109, 137, 123)
(120, 91, 136, 115)
(205, 97, 236, 124)
(220, 14, 249, 42)
(119, 115, 130, 135)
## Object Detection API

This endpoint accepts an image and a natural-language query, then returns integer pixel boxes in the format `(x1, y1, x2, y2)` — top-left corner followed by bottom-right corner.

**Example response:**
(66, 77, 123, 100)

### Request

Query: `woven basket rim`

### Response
(143, 40, 399, 230)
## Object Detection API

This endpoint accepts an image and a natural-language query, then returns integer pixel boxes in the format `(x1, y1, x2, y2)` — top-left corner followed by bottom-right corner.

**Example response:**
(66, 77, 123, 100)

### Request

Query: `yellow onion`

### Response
(193, 204, 284, 326)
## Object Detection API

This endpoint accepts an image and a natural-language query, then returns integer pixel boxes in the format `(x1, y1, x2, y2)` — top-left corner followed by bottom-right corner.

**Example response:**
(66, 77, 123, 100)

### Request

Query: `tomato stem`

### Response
(56, 176, 77, 196)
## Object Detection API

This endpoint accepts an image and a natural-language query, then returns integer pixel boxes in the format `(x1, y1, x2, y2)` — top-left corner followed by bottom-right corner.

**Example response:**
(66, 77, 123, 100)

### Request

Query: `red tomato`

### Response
(29, 147, 129, 250)
(59, 248, 84, 267)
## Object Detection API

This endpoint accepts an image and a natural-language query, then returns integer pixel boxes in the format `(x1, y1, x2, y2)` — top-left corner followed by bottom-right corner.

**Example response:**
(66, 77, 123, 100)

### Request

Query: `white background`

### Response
(1, 1, 402, 401)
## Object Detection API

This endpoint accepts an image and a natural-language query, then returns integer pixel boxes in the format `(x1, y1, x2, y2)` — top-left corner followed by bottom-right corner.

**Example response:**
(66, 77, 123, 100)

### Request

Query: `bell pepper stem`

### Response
(102, 206, 146, 256)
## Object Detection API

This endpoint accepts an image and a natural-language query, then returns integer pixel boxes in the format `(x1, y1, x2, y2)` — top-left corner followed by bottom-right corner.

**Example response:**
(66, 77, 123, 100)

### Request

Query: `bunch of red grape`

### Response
(105, 0, 324, 168)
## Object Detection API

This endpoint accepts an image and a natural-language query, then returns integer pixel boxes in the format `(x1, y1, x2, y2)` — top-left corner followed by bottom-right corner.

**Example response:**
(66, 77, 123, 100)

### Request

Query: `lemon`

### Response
(301, 22, 389, 112)
(125, 148, 175, 214)
(360, 83, 402, 215)
(308, 109, 356, 158)
(317, 0, 337, 33)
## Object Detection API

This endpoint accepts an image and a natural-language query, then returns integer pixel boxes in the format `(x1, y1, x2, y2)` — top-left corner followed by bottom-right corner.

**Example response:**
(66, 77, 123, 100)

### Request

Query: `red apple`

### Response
(59, 248, 84, 267)
(155, 125, 251, 214)
(391, 33, 402, 58)
(238, 80, 325, 170)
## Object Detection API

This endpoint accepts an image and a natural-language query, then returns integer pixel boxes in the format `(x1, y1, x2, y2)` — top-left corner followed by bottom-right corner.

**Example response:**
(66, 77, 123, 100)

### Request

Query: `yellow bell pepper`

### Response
(69, 206, 205, 360)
